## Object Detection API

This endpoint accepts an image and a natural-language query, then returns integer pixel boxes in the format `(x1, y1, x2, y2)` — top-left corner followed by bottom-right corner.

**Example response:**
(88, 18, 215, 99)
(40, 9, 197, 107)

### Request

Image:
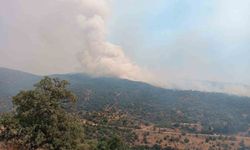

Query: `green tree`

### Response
(184, 138, 190, 143)
(0, 77, 86, 149)
(97, 140, 109, 150)
(107, 136, 128, 150)
(92, 136, 129, 150)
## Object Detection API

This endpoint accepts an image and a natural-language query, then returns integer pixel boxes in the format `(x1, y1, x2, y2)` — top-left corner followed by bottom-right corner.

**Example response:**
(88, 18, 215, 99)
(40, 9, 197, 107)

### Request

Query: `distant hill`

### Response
(0, 67, 41, 95)
(1, 67, 250, 134)
(0, 67, 41, 112)
(168, 79, 250, 97)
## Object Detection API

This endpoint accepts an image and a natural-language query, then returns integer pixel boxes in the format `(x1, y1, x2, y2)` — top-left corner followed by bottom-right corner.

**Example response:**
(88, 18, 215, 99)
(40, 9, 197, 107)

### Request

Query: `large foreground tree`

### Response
(0, 77, 86, 149)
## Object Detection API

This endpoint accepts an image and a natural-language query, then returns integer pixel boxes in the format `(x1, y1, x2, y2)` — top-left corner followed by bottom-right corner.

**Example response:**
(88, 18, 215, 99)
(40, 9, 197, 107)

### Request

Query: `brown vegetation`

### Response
(134, 125, 250, 150)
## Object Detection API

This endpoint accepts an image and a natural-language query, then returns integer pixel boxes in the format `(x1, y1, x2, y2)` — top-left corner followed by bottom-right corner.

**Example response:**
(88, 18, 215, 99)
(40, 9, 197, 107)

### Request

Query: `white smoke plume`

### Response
(75, 0, 153, 82)
(0, 0, 154, 83)
(1, 0, 249, 96)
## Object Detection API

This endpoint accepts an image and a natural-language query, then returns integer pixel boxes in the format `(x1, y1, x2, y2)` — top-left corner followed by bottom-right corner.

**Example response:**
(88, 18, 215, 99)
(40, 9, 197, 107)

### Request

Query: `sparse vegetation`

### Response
(1, 70, 250, 150)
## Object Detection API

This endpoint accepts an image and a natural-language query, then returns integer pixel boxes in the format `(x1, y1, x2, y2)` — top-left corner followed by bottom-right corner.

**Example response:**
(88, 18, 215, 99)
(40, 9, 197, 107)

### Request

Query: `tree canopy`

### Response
(0, 77, 85, 149)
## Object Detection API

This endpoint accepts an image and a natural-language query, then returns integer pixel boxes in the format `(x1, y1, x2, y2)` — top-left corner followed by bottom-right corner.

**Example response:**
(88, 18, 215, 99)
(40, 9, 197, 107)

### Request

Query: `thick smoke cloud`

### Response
(1, 0, 249, 96)
(0, 0, 154, 83)
(75, 0, 152, 82)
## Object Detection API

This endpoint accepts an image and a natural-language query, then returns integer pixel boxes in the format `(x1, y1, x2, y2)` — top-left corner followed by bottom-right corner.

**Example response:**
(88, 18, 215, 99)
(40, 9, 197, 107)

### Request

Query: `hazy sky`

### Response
(109, 0, 250, 84)
(0, 0, 250, 94)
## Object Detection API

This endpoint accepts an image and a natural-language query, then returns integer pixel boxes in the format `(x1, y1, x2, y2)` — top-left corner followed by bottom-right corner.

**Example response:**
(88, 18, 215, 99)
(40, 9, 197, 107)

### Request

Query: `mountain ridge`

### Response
(1, 67, 250, 134)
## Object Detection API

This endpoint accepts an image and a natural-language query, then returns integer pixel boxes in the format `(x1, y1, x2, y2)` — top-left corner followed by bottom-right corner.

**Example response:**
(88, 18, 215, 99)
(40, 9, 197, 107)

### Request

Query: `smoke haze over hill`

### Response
(0, 0, 153, 83)
(0, 0, 250, 96)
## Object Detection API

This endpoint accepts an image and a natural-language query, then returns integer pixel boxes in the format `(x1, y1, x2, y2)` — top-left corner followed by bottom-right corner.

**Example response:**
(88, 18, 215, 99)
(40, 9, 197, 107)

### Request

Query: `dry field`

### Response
(134, 125, 250, 150)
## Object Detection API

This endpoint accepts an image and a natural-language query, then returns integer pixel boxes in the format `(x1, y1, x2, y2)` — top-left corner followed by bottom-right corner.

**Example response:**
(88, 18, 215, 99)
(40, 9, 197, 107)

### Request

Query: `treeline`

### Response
(63, 74, 250, 135)
(1, 70, 250, 135)
(0, 77, 176, 150)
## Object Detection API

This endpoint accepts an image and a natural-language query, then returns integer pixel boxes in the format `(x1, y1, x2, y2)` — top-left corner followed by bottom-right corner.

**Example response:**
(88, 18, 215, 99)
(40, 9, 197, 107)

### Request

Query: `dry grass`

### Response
(134, 125, 250, 150)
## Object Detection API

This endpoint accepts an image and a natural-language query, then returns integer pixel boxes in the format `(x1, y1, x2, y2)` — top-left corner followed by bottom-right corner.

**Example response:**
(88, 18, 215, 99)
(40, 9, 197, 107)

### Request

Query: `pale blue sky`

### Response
(108, 0, 250, 84)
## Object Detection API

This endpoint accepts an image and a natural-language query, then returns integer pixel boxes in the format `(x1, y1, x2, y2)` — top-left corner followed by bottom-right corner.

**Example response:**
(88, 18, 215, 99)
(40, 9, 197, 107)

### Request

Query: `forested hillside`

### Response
(1, 68, 250, 135)
(0, 67, 40, 112)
